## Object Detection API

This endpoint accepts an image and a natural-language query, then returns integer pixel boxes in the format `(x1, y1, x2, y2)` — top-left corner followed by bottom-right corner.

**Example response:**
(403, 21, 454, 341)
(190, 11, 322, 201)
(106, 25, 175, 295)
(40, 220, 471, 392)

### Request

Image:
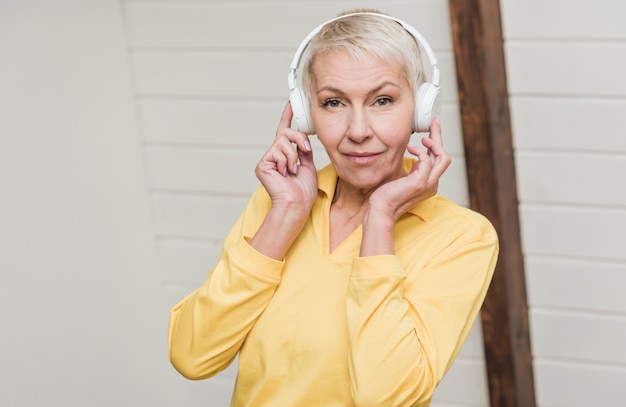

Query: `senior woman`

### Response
(168, 10, 498, 407)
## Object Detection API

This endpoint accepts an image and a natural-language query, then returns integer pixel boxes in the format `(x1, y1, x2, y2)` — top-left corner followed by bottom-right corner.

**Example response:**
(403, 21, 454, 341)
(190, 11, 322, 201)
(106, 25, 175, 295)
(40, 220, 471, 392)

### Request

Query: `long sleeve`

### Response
(346, 206, 498, 406)
(168, 188, 283, 380)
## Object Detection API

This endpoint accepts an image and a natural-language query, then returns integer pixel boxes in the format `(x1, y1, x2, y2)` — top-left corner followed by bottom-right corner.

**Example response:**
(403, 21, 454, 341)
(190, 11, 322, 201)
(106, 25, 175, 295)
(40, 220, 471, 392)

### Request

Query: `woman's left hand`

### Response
(368, 116, 451, 221)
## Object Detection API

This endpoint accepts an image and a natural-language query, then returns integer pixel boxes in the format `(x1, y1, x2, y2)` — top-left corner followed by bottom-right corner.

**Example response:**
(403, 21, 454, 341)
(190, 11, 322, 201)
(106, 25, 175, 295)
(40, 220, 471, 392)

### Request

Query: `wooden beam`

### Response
(447, 1, 537, 406)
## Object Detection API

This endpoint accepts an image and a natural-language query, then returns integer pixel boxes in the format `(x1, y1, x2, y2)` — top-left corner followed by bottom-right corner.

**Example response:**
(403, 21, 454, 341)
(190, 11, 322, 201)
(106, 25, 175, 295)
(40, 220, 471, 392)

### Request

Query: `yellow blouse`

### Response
(169, 159, 498, 406)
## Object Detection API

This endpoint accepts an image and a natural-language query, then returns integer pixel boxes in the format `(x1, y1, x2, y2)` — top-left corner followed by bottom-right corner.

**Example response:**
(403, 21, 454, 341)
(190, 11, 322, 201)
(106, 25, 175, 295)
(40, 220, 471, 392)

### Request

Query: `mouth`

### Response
(344, 152, 382, 165)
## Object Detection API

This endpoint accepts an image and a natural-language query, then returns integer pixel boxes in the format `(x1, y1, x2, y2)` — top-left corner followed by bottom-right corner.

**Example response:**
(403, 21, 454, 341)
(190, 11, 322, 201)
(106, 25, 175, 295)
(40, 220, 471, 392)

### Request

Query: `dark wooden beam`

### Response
(447, 1, 537, 406)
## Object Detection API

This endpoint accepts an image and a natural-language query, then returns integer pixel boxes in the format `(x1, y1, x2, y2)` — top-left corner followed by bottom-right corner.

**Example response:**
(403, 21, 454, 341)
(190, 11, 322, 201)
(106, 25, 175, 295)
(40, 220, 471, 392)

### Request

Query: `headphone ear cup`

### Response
(414, 83, 442, 132)
(289, 87, 314, 134)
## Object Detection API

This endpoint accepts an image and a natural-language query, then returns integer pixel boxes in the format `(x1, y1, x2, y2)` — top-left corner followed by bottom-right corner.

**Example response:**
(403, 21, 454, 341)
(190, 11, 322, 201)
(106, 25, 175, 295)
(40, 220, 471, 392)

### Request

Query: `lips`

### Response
(344, 152, 382, 165)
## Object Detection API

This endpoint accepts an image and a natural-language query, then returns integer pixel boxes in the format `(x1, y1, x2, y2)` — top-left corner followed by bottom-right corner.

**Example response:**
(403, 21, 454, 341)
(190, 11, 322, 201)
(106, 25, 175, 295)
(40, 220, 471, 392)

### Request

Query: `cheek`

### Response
(311, 113, 345, 144)
(316, 134, 340, 156)
(373, 110, 414, 140)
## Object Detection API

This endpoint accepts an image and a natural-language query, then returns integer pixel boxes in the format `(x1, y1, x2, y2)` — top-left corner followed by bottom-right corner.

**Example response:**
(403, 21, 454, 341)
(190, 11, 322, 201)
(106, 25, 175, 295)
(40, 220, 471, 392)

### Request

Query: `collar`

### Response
(317, 157, 437, 222)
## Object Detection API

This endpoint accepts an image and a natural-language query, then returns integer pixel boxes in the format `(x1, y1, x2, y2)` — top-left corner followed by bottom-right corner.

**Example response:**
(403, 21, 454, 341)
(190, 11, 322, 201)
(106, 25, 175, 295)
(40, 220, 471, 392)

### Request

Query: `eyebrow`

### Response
(315, 81, 401, 97)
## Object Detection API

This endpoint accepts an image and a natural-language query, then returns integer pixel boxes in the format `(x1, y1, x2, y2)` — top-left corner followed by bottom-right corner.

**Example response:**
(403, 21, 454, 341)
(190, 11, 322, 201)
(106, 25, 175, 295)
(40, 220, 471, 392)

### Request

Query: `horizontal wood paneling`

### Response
(138, 99, 286, 147)
(516, 151, 626, 207)
(526, 257, 626, 314)
(530, 310, 626, 365)
(158, 239, 219, 284)
(501, 0, 626, 40)
(130, 51, 290, 98)
(505, 42, 626, 97)
(153, 193, 247, 239)
(503, 0, 626, 405)
(520, 205, 626, 261)
(510, 97, 626, 153)
(533, 360, 626, 407)
(146, 147, 260, 194)
(123, 1, 452, 50)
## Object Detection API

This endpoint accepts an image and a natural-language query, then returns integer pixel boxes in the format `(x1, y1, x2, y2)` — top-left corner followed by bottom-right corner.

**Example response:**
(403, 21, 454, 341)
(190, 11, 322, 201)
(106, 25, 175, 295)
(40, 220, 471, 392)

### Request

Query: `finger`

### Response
(422, 118, 449, 163)
(277, 101, 294, 131)
(422, 136, 447, 159)
(274, 137, 300, 176)
(276, 102, 311, 150)
(428, 116, 443, 146)
(297, 144, 315, 170)
(421, 137, 451, 181)
(406, 144, 433, 174)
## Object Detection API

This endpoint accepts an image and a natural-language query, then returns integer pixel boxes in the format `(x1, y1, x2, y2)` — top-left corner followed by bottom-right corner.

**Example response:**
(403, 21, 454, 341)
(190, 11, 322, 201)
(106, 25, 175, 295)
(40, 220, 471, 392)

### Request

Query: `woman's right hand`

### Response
(249, 102, 318, 260)
(255, 102, 318, 214)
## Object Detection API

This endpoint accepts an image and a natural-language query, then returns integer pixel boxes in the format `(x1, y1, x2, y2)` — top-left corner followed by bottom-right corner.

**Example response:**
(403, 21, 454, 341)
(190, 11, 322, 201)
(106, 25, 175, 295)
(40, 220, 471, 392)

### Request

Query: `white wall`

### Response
(501, 1, 626, 406)
(0, 1, 179, 405)
(122, 0, 489, 406)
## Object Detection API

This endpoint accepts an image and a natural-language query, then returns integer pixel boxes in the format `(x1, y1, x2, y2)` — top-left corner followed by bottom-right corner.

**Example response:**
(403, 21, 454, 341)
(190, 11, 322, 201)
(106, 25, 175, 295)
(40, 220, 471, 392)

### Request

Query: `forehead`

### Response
(311, 50, 408, 89)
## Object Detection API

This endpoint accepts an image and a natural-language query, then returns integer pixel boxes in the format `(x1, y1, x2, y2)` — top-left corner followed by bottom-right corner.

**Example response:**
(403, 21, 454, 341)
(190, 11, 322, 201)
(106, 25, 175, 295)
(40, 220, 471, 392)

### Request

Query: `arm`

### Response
(169, 102, 317, 379)
(346, 218, 498, 405)
(168, 190, 284, 380)
(360, 116, 449, 257)
(347, 118, 496, 404)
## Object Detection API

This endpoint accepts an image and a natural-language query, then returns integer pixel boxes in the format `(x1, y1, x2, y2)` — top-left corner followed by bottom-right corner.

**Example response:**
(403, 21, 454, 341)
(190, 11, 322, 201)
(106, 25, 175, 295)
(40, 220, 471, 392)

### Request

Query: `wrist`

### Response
(249, 204, 311, 260)
(360, 208, 395, 256)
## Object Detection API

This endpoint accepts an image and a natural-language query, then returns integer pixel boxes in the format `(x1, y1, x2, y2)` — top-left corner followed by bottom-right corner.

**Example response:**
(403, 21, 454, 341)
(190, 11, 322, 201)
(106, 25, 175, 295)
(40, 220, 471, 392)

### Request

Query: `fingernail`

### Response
(293, 163, 299, 174)
(304, 140, 311, 151)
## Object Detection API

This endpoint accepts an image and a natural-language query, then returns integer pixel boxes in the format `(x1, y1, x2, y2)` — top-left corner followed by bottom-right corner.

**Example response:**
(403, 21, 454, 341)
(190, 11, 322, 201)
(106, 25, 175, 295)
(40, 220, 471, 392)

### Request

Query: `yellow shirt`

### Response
(169, 159, 498, 406)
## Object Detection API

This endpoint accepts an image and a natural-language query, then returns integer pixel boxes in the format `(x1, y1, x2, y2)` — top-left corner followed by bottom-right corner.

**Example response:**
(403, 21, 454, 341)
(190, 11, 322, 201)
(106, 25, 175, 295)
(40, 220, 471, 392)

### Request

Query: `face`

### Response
(309, 50, 415, 194)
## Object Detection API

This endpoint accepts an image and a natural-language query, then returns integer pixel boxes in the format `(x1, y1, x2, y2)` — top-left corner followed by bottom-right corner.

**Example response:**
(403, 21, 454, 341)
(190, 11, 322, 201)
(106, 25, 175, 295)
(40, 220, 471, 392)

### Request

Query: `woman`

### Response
(169, 10, 498, 407)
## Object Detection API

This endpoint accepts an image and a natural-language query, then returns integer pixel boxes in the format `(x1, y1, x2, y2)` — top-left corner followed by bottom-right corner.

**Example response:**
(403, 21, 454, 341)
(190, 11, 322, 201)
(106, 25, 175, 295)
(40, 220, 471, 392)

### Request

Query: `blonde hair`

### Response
(299, 10, 426, 103)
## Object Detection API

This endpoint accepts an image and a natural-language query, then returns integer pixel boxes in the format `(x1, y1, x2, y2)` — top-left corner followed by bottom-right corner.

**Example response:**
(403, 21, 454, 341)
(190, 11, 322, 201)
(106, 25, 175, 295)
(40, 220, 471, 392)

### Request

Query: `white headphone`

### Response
(287, 12, 441, 134)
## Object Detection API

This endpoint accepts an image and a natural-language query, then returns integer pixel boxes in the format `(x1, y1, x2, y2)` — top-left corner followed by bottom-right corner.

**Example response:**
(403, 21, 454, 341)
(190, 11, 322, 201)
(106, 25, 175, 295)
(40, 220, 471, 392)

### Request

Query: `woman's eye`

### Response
(375, 97, 393, 106)
(321, 99, 342, 108)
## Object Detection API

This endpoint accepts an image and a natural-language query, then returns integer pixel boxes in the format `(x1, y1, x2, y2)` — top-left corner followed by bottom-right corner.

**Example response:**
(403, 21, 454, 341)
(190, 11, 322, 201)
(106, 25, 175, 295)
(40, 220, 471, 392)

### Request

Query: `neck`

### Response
(332, 179, 371, 211)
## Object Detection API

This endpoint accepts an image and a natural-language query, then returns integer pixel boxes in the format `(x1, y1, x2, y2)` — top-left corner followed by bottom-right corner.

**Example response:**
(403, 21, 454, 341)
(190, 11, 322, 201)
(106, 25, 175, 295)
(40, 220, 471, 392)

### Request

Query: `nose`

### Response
(346, 108, 372, 143)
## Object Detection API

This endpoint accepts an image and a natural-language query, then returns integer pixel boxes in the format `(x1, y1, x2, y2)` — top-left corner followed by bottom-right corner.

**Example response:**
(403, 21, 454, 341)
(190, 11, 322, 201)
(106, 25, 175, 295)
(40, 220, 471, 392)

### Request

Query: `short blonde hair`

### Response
(299, 10, 426, 103)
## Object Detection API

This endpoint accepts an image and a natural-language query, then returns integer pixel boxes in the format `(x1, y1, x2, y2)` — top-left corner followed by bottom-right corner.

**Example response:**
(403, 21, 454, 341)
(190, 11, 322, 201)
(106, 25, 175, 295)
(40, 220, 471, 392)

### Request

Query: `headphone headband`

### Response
(288, 12, 440, 91)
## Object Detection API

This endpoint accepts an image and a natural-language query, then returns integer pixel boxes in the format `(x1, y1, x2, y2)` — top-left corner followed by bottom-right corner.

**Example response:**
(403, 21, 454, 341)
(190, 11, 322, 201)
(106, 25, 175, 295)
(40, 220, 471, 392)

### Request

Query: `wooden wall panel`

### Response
(130, 51, 291, 97)
(533, 361, 626, 407)
(526, 258, 626, 313)
(516, 152, 626, 206)
(501, 0, 626, 40)
(158, 239, 220, 285)
(146, 147, 260, 193)
(138, 99, 286, 147)
(502, 0, 626, 404)
(510, 98, 626, 153)
(448, 0, 536, 404)
(520, 205, 626, 261)
(124, 1, 452, 50)
(152, 194, 247, 239)
(530, 310, 626, 365)
(506, 43, 626, 97)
